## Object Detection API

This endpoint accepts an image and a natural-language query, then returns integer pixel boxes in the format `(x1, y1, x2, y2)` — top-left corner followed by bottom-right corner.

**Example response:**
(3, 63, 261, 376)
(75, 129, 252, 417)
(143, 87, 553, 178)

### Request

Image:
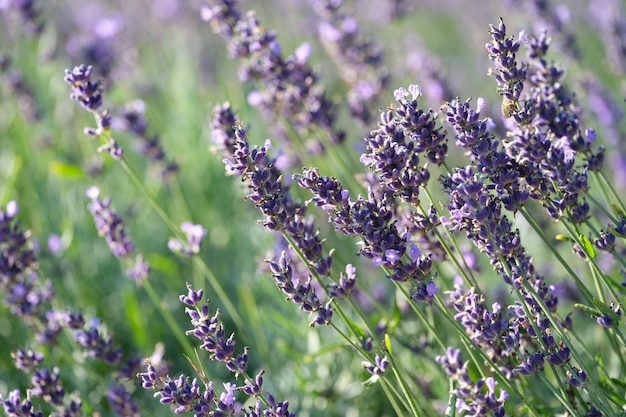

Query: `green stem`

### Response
(143, 280, 196, 360)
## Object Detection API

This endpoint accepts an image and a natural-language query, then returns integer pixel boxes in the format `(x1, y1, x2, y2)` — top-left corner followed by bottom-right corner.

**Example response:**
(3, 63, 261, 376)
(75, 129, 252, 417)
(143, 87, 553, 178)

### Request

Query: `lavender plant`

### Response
(3, 0, 626, 416)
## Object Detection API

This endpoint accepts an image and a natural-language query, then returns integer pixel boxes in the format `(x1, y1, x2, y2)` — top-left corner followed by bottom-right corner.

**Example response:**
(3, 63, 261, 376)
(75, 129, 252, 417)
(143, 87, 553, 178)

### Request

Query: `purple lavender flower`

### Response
(30, 367, 65, 406)
(486, 19, 527, 105)
(85, 186, 149, 282)
(64, 64, 124, 159)
(594, 230, 616, 253)
(296, 166, 437, 302)
(182, 283, 248, 373)
(200, 0, 240, 37)
(216, 113, 335, 316)
(125, 254, 150, 283)
(436, 348, 509, 417)
(447, 284, 518, 362)
(360, 85, 447, 205)
(327, 263, 357, 298)
(64, 64, 104, 113)
(266, 252, 333, 327)
(74, 324, 123, 364)
(0, 201, 141, 416)
(595, 302, 622, 328)
(86, 186, 134, 258)
(140, 285, 295, 416)
(361, 354, 389, 375)
(168, 222, 208, 256)
(113, 99, 179, 180)
(514, 0, 580, 60)
(484, 20, 603, 229)
(106, 384, 139, 417)
(211, 102, 239, 154)
(201, 1, 345, 152)
(0, 201, 53, 319)
(442, 98, 530, 213)
(566, 368, 587, 388)
(0, 390, 43, 417)
(310, 0, 389, 124)
(11, 349, 44, 373)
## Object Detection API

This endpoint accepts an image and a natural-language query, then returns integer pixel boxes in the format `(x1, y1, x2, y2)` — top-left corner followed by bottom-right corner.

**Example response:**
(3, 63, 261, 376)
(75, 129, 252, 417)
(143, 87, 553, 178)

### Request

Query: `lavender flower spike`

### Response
(64, 64, 123, 159)
(140, 285, 296, 416)
(86, 186, 149, 282)
(86, 186, 134, 258)
(64, 64, 104, 113)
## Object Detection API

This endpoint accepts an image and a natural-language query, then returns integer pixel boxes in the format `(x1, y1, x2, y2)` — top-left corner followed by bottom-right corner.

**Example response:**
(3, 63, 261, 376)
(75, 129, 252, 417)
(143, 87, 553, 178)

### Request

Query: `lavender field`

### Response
(2, 0, 626, 416)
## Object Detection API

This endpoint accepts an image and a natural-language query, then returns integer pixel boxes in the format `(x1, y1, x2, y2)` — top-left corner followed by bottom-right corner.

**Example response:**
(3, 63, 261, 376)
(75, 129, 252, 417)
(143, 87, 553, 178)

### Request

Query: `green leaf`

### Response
(122, 289, 148, 349)
(49, 161, 85, 179)
(610, 203, 624, 218)
(387, 299, 401, 334)
(341, 312, 367, 340)
(555, 234, 572, 242)
(146, 252, 179, 275)
(580, 235, 596, 259)
(445, 378, 456, 417)
(610, 377, 626, 389)
(362, 374, 380, 388)
(384, 333, 393, 356)
(574, 303, 601, 316)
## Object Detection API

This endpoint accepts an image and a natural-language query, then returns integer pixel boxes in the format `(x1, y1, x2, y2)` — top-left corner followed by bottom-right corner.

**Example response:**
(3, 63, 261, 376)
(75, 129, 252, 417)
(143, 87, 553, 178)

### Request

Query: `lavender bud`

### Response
(86, 186, 134, 259)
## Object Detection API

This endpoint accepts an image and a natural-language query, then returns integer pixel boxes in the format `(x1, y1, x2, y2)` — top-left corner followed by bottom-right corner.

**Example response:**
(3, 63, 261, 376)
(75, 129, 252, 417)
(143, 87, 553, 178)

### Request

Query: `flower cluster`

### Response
(266, 251, 334, 327)
(168, 222, 208, 256)
(215, 110, 336, 325)
(64, 64, 123, 159)
(8, 2, 626, 416)
(296, 167, 437, 302)
(113, 99, 179, 181)
(0, 201, 141, 417)
(86, 186, 150, 282)
(437, 348, 508, 417)
(361, 85, 447, 203)
(310, 0, 389, 124)
(487, 21, 603, 225)
(139, 284, 296, 417)
(201, 0, 345, 154)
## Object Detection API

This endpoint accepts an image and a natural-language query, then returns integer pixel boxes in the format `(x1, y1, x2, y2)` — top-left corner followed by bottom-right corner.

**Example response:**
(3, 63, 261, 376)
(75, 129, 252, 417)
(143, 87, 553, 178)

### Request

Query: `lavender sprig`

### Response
(296, 167, 437, 302)
(86, 186, 150, 282)
(113, 99, 179, 181)
(168, 222, 208, 256)
(488, 23, 603, 225)
(139, 284, 296, 417)
(486, 19, 528, 106)
(216, 113, 334, 325)
(201, 1, 345, 154)
(64, 64, 123, 159)
(310, 0, 389, 124)
(437, 348, 509, 417)
(513, 0, 580, 60)
(361, 85, 447, 203)
(65, 64, 178, 179)
(0, 201, 142, 417)
(440, 23, 618, 411)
